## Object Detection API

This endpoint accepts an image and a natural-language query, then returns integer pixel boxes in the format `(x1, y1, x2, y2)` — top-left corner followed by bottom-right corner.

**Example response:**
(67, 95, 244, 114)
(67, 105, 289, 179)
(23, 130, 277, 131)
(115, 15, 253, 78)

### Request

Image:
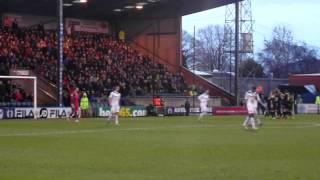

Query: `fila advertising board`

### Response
(0, 107, 72, 119)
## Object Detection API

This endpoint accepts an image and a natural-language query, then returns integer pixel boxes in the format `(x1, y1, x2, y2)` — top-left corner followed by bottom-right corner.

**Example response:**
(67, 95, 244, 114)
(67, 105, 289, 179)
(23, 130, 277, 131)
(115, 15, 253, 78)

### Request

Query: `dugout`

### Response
(0, 0, 236, 104)
(289, 74, 320, 91)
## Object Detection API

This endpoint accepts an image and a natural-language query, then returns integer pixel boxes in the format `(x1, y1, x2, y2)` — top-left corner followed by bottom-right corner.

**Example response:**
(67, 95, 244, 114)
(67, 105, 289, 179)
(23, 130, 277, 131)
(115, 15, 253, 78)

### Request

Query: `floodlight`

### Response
(63, 3, 73, 7)
(113, 9, 123, 12)
(147, 0, 160, 3)
(73, 0, 87, 3)
(136, 5, 144, 10)
(124, 5, 135, 9)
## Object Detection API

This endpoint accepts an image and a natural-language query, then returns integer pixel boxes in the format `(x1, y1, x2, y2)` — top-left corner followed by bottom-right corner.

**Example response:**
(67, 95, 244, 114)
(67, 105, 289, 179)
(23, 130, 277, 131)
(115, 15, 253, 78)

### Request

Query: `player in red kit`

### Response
(67, 86, 74, 121)
(72, 88, 80, 122)
(68, 87, 80, 122)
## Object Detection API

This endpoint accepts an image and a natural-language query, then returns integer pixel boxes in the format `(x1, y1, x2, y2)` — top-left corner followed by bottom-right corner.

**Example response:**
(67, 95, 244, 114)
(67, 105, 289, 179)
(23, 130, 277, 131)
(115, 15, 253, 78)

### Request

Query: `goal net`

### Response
(0, 75, 37, 119)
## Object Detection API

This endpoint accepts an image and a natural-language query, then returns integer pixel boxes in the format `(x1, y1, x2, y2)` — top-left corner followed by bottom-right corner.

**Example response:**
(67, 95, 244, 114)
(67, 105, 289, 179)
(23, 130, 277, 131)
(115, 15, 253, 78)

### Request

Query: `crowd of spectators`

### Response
(63, 31, 186, 97)
(0, 80, 33, 106)
(0, 25, 58, 82)
(0, 25, 187, 104)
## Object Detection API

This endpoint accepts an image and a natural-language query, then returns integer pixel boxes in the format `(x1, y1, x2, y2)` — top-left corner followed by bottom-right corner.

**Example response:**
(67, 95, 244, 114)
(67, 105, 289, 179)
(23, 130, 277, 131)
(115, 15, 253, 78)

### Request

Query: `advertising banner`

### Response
(165, 107, 186, 116)
(38, 107, 72, 118)
(98, 106, 147, 117)
(212, 107, 248, 116)
(2, 13, 57, 29)
(65, 18, 109, 34)
(297, 104, 319, 114)
(165, 107, 175, 116)
(165, 107, 212, 116)
(0, 108, 15, 119)
(10, 69, 31, 76)
(2, 14, 22, 27)
(0, 107, 72, 119)
(190, 107, 201, 114)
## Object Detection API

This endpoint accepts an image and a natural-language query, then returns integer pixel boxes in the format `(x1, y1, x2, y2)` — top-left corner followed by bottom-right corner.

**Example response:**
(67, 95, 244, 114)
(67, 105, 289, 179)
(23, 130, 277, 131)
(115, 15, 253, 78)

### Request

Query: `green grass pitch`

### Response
(0, 115, 320, 180)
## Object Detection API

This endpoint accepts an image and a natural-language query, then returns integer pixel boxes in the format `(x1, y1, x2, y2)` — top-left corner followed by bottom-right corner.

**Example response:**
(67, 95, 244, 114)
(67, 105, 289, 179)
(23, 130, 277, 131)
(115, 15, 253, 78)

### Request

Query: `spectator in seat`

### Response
(14, 89, 23, 102)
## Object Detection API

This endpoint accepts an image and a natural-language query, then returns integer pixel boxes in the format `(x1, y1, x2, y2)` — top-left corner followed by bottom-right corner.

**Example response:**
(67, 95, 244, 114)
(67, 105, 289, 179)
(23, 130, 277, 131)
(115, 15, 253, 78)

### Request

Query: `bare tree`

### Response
(258, 26, 319, 78)
(182, 31, 194, 68)
(182, 25, 227, 72)
(239, 59, 265, 78)
(196, 25, 226, 72)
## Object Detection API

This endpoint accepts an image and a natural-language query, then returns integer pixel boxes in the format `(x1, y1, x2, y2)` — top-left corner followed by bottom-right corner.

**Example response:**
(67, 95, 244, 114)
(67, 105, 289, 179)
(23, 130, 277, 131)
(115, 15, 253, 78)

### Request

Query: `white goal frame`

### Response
(0, 75, 37, 119)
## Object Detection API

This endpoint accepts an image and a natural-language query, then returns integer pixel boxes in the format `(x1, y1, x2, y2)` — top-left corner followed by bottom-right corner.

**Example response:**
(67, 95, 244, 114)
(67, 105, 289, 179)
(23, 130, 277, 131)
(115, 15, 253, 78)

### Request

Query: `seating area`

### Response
(0, 80, 33, 107)
(0, 26, 187, 105)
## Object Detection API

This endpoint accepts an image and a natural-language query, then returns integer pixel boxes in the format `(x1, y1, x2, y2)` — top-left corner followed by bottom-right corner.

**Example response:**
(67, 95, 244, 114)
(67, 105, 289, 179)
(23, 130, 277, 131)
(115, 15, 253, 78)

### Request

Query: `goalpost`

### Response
(0, 75, 37, 119)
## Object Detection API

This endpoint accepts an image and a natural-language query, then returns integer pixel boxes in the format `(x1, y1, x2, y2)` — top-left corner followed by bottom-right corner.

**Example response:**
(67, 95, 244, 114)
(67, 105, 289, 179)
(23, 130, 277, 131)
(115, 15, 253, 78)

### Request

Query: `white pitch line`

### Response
(0, 122, 319, 137)
(313, 123, 320, 127)
(0, 125, 210, 137)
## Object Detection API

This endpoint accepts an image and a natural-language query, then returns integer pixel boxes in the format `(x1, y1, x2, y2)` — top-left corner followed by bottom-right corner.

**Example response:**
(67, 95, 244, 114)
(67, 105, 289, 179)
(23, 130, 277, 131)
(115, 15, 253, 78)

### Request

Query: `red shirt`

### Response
(72, 91, 79, 107)
(69, 87, 75, 104)
(15, 92, 23, 102)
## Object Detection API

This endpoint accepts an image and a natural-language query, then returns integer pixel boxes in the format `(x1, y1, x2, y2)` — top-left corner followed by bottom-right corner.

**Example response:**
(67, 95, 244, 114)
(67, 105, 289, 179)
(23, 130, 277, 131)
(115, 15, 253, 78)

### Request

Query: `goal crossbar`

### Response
(0, 75, 37, 119)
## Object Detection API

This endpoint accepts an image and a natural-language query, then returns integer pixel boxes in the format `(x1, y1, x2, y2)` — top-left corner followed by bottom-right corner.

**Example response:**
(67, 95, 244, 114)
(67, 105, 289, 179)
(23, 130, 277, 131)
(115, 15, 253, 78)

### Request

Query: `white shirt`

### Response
(109, 91, 121, 107)
(198, 93, 209, 105)
(245, 90, 260, 108)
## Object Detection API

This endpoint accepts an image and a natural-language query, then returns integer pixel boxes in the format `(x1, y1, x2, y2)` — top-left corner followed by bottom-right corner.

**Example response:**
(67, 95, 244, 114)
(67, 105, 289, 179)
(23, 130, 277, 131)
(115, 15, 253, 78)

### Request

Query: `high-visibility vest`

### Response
(316, 96, 320, 105)
(80, 97, 89, 110)
(119, 30, 125, 41)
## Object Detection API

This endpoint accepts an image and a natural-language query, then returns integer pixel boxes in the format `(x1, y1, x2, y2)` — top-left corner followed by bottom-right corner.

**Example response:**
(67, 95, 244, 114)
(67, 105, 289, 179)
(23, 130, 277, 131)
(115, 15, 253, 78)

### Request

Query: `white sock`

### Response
(243, 116, 249, 126)
(115, 115, 119, 125)
(108, 114, 112, 121)
(256, 117, 261, 125)
(198, 112, 205, 120)
(250, 117, 257, 129)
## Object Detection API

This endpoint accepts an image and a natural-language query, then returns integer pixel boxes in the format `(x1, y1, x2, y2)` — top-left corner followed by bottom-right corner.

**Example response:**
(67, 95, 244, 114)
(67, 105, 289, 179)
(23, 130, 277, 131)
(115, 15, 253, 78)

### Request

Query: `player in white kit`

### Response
(198, 90, 210, 121)
(108, 86, 121, 126)
(243, 86, 261, 130)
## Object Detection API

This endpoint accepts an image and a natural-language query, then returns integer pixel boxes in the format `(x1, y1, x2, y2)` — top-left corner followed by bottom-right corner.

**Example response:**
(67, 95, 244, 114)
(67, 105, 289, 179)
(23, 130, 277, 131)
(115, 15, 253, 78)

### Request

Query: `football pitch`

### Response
(0, 115, 319, 180)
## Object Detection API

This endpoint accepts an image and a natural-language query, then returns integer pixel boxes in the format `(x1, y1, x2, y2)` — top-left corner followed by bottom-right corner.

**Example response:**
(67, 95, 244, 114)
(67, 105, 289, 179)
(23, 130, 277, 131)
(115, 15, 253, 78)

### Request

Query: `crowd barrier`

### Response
(98, 106, 147, 117)
(0, 107, 72, 119)
(297, 104, 320, 114)
(0, 102, 33, 107)
(1, 105, 286, 119)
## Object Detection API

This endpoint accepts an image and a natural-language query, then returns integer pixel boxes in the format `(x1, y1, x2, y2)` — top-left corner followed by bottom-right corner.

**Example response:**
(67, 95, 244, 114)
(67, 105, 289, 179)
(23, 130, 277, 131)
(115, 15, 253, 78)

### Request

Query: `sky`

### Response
(182, 0, 320, 53)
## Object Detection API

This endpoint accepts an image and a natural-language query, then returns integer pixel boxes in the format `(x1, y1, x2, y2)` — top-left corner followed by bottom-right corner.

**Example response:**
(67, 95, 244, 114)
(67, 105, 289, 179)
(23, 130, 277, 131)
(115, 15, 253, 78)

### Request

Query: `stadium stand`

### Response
(0, 79, 33, 107)
(0, 26, 187, 105)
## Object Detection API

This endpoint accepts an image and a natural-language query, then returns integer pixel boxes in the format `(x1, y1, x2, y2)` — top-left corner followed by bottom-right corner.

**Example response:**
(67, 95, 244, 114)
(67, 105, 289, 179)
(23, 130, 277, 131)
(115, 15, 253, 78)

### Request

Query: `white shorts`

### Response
(111, 106, 120, 113)
(200, 104, 208, 113)
(247, 106, 257, 115)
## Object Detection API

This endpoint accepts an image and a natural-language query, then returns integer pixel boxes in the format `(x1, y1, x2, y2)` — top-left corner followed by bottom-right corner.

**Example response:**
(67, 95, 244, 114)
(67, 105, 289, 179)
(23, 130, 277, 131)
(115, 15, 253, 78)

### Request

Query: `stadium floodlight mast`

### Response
(57, 0, 64, 107)
(235, 1, 240, 106)
(0, 76, 37, 119)
(57, 0, 88, 107)
(224, 0, 254, 105)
